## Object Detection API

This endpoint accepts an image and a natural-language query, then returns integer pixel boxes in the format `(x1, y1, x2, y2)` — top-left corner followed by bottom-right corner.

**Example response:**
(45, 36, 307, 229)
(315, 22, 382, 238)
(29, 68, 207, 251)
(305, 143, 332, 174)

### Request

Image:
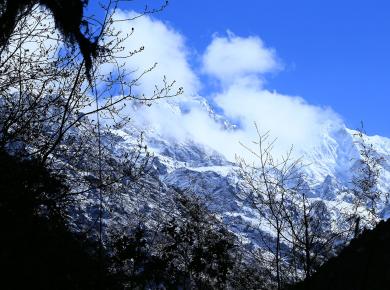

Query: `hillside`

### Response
(99, 96, 390, 248)
(290, 219, 390, 290)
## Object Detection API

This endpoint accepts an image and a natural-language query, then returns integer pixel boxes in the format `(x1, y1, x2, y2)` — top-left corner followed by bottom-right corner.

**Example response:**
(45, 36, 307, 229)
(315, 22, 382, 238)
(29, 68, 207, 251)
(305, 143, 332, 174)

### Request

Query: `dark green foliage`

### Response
(289, 219, 390, 290)
(228, 263, 268, 290)
(0, 150, 68, 220)
(108, 193, 266, 289)
(0, 151, 118, 289)
(160, 194, 237, 289)
(0, 151, 266, 289)
(109, 225, 170, 289)
(0, 0, 97, 77)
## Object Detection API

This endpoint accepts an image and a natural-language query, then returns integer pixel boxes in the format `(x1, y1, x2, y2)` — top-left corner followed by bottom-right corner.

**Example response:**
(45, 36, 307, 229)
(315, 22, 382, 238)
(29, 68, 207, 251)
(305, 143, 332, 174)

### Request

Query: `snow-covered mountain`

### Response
(103, 95, 390, 247)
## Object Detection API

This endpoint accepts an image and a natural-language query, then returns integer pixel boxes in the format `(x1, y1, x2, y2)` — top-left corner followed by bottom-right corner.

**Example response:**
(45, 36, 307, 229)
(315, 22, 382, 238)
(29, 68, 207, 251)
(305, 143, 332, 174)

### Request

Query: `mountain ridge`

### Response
(106, 95, 390, 247)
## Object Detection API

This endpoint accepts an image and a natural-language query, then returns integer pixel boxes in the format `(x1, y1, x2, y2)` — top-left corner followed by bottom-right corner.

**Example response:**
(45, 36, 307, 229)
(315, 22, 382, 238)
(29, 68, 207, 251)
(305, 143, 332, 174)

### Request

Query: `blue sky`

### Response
(89, 0, 390, 137)
(163, 0, 390, 137)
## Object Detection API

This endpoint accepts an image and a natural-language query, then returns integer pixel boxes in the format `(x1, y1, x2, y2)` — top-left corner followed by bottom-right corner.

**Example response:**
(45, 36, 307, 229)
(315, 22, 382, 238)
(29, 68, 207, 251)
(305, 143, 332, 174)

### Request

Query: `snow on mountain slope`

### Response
(107, 95, 390, 246)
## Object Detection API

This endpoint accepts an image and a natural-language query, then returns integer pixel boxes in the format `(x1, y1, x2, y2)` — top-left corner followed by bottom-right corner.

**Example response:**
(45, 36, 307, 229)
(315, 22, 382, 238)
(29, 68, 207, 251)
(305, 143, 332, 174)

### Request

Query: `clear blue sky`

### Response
(90, 0, 390, 137)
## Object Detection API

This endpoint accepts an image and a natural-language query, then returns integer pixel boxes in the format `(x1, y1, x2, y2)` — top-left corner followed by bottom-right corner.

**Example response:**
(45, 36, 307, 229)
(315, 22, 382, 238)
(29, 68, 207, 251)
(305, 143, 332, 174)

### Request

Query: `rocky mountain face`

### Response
(102, 96, 390, 248)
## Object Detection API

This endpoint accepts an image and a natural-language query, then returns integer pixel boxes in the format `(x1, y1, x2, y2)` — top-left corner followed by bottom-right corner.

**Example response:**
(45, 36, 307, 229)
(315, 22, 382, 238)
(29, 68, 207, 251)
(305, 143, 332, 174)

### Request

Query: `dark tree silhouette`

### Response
(289, 219, 390, 290)
(0, 0, 97, 76)
(0, 150, 122, 289)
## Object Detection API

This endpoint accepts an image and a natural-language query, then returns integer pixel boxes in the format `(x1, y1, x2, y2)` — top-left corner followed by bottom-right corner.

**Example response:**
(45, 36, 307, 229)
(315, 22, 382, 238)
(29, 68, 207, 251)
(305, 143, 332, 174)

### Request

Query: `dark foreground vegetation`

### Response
(2, 148, 390, 290)
(0, 150, 267, 289)
(0, 150, 115, 289)
(290, 218, 390, 290)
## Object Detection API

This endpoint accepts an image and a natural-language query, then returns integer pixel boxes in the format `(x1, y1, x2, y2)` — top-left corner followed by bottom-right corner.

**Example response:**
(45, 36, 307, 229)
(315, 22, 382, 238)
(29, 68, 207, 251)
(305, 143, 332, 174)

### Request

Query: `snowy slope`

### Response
(105, 95, 390, 246)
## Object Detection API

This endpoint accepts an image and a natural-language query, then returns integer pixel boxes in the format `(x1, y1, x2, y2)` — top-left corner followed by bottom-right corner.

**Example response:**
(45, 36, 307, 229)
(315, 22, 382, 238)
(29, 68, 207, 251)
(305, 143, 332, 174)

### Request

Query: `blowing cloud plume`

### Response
(107, 11, 343, 160)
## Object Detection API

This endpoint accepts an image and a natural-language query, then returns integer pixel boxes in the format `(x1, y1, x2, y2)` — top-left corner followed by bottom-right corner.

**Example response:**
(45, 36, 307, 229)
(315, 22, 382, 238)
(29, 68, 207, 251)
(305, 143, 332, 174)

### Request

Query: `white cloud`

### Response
(213, 78, 341, 156)
(104, 12, 343, 161)
(202, 32, 280, 85)
(105, 10, 200, 96)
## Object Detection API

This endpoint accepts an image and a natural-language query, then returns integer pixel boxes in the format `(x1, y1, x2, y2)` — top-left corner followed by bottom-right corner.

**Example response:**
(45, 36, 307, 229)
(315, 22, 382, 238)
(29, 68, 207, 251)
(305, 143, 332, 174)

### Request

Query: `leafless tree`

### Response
(348, 125, 388, 236)
(0, 1, 181, 185)
(0, 1, 183, 254)
(237, 124, 348, 287)
(236, 124, 299, 288)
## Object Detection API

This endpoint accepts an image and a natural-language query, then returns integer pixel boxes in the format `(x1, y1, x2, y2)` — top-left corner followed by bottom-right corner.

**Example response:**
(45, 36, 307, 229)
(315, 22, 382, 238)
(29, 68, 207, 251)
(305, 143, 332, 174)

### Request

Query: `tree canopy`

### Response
(0, 0, 97, 76)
